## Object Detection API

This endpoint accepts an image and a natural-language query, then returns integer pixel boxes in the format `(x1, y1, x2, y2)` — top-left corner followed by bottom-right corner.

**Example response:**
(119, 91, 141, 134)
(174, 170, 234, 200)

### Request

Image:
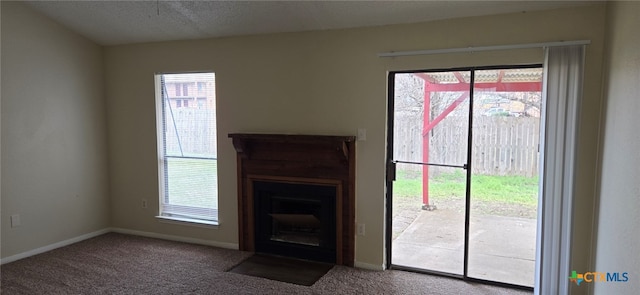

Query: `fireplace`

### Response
(253, 180, 338, 263)
(229, 134, 355, 266)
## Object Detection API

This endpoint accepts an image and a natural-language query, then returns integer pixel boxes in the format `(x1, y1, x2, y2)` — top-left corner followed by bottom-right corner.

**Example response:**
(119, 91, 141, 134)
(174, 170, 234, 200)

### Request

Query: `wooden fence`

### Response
(165, 108, 217, 157)
(394, 115, 540, 177)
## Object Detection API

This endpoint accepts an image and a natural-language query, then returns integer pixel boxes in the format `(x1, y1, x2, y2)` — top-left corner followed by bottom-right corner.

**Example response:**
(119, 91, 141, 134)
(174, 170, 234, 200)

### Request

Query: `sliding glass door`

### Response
(387, 66, 542, 288)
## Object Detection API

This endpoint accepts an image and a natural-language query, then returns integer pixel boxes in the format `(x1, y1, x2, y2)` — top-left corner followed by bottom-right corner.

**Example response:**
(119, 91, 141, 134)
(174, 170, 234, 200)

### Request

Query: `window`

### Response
(174, 83, 190, 97)
(183, 99, 189, 108)
(155, 72, 218, 224)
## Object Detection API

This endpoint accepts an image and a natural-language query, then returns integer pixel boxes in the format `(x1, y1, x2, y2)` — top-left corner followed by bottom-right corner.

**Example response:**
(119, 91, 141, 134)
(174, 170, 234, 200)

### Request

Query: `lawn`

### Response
(165, 161, 537, 215)
(394, 169, 539, 206)
(165, 157, 218, 209)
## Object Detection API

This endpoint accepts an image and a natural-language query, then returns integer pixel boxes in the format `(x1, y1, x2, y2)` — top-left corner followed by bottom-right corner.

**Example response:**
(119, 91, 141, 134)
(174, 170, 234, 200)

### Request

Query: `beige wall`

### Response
(594, 2, 640, 294)
(105, 4, 606, 272)
(1, 2, 109, 258)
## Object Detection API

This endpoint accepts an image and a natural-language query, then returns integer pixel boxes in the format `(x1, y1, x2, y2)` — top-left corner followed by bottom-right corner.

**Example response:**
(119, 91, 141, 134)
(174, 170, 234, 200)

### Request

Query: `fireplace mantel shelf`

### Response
(229, 133, 356, 161)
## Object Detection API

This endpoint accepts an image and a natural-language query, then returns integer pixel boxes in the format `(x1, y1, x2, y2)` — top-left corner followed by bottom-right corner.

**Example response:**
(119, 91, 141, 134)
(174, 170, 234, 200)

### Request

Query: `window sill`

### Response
(156, 216, 219, 229)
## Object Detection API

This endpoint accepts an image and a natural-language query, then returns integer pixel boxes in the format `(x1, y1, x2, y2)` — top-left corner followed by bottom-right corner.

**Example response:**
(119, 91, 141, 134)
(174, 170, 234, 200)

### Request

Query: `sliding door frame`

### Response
(385, 64, 542, 291)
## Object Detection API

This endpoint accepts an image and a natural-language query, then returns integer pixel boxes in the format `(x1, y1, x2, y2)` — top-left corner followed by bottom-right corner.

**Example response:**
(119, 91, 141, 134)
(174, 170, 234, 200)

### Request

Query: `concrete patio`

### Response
(392, 206, 537, 287)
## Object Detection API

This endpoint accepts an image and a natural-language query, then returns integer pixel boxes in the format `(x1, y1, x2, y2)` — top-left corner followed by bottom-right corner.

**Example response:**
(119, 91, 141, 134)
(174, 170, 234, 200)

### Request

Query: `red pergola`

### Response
(414, 70, 542, 210)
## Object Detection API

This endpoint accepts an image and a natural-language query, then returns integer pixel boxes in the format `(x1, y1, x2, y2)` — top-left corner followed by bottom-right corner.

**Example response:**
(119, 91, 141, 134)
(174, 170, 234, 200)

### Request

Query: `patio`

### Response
(392, 204, 537, 287)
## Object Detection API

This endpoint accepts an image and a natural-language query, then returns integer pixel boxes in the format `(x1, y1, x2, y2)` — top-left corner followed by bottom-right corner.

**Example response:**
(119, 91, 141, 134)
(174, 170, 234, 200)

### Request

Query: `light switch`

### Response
(10, 214, 21, 228)
(357, 128, 367, 141)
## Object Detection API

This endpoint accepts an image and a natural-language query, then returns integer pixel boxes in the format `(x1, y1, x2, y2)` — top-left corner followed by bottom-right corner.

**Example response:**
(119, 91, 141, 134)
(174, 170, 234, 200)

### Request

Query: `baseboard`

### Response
(110, 227, 239, 250)
(0, 228, 111, 265)
(354, 261, 385, 271)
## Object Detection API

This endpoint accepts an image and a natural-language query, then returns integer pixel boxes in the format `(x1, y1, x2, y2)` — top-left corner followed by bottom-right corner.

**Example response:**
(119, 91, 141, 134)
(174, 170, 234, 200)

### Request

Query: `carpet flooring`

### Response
(0, 233, 532, 294)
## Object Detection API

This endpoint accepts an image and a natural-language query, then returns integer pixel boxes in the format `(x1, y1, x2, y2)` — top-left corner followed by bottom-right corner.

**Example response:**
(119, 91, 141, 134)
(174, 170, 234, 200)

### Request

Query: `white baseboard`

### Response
(0, 228, 111, 265)
(110, 227, 239, 250)
(354, 261, 385, 271)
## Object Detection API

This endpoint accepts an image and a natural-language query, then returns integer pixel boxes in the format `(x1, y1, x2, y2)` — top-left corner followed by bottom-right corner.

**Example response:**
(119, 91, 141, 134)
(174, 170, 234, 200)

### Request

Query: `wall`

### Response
(594, 2, 640, 294)
(105, 5, 606, 272)
(1, 2, 109, 259)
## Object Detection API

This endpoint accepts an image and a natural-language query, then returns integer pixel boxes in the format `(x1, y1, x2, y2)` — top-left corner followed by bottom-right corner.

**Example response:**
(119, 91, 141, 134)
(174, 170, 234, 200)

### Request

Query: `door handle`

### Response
(387, 161, 397, 182)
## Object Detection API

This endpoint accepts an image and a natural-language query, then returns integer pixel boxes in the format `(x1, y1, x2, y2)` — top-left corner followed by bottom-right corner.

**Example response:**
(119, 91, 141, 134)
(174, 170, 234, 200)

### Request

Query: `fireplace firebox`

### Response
(253, 181, 337, 263)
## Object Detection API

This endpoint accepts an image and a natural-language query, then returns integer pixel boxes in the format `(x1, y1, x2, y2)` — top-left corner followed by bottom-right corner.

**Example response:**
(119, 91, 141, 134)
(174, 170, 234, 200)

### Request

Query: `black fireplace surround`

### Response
(253, 180, 337, 263)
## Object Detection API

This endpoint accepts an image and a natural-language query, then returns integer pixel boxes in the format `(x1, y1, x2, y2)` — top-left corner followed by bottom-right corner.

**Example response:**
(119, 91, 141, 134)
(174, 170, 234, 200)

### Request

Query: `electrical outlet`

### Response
(141, 199, 148, 209)
(10, 214, 21, 228)
(357, 223, 365, 236)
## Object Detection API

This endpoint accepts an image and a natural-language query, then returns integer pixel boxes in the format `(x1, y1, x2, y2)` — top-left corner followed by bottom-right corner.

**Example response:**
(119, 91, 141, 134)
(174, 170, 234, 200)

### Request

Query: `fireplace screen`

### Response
(253, 181, 337, 263)
(269, 191, 324, 246)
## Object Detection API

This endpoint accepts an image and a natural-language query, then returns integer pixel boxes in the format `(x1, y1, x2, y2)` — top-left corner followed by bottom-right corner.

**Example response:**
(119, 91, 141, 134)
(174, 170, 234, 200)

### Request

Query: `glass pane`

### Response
(393, 72, 469, 167)
(165, 157, 218, 210)
(163, 73, 217, 158)
(158, 72, 218, 219)
(467, 68, 542, 287)
(392, 165, 466, 275)
(392, 71, 470, 275)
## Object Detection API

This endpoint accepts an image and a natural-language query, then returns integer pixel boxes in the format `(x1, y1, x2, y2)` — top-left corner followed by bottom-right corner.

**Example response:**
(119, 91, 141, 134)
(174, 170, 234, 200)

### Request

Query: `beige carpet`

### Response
(0, 233, 532, 294)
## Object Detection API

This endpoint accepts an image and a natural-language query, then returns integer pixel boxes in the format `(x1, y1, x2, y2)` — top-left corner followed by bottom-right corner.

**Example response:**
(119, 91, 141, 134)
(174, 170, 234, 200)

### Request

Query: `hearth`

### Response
(229, 134, 356, 266)
(253, 180, 337, 263)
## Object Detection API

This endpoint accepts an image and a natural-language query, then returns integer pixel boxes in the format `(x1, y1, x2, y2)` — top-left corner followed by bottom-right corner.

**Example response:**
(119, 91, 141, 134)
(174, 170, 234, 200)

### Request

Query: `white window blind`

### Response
(535, 45, 584, 294)
(155, 72, 218, 223)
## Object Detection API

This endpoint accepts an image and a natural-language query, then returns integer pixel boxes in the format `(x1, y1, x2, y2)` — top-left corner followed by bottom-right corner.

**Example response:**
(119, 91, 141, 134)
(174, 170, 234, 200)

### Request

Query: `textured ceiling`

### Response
(25, 1, 599, 46)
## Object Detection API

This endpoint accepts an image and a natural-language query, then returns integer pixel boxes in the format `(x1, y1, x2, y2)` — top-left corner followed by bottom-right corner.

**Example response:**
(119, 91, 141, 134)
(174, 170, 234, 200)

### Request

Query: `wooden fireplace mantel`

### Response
(228, 133, 356, 266)
(230, 133, 355, 160)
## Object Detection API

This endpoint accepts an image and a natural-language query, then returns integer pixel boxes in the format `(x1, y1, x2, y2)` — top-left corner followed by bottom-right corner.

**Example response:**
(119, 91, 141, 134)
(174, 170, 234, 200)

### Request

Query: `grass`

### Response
(394, 169, 538, 206)
(165, 160, 537, 212)
(166, 157, 218, 209)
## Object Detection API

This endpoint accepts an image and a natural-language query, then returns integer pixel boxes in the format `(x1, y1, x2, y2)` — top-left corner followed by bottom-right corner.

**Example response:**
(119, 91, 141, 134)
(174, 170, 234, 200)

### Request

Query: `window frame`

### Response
(154, 72, 219, 227)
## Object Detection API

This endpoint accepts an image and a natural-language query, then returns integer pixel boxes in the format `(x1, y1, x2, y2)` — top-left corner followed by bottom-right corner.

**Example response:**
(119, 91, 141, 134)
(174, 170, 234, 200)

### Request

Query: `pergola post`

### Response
(422, 85, 433, 210)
